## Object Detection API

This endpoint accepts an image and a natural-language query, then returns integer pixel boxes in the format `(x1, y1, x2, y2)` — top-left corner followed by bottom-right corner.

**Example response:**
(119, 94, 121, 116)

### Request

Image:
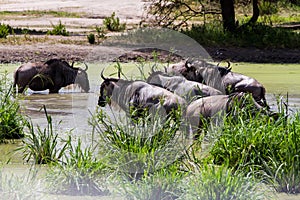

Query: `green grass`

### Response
(46, 139, 109, 196)
(47, 20, 69, 36)
(103, 12, 126, 32)
(17, 106, 69, 164)
(179, 164, 266, 200)
(205, 103, 300, 194)
(0, 72, 25, 142)
(182, 22, 300, 48)
(0, 10, 83, 18)
(90, 107, 187, 180)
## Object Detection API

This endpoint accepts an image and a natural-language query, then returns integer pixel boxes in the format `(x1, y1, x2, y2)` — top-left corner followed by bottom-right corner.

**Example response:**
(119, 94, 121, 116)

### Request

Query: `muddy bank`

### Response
(1, 43, 300, 63)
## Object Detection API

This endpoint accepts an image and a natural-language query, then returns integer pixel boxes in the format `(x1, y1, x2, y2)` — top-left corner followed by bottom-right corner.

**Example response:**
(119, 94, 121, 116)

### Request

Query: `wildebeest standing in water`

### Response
(185, 92, 265, 135)
(13, 59, 90, 93)
(167, 59, 268, 108)
(147, 70, 223, 102)
(98, 71, 187, 118)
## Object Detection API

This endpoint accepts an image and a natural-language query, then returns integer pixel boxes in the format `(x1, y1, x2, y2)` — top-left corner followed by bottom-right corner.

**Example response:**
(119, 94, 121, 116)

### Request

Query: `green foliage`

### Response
(206, 101, 300, 193)
(46, 139, 109, 196)
(17, 106, 69, 164)
(90, 107, 187, 180)
(179, 164, 266, 200)
(0, 73, 24, 141)
(87, 33, 95, 44)
(0, 168, 42, 199)
(103, 12, 126, 32)
(182, 22, 300, 48)
(259, 1, 279, 16)
(95, 26, 106, 39)
(0, 23, 10, 38)
(119, 166, 184, 200)
(47, 20, 69, 36)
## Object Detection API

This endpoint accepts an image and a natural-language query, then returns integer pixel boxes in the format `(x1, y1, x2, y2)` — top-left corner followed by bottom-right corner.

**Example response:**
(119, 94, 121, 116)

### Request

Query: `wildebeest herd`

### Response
(13, 58, 275, 135)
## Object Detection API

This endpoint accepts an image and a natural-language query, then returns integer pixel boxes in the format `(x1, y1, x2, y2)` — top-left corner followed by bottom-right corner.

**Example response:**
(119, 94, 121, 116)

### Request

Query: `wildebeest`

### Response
(98, 71, 187, 117)
(146, 71, 223, 102)
(167, 59, 268, 108)
(13, 58, 90, 93)
(185, 92, 266, 134)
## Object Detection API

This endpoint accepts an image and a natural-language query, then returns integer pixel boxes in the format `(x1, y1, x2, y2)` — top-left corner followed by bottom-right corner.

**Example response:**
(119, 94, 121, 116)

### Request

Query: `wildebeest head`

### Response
(75, 63, 90, 92)
(166, 59, 203, 82)
(98, 70, 119, 107)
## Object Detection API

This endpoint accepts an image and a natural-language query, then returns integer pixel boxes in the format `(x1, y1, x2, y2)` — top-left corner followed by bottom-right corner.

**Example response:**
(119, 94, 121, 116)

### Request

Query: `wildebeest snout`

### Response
(98, 96, 107, 107)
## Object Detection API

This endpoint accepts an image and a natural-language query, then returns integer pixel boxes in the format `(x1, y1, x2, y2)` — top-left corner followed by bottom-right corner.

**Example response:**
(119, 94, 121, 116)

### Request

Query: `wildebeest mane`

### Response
(44, 58, 75, 69)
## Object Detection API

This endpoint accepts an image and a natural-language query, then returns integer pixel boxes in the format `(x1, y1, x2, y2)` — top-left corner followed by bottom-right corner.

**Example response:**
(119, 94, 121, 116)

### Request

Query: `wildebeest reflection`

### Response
(167, 59, 268, 108)
(98, 71, 187, 117)
(13, 58, 90, 93)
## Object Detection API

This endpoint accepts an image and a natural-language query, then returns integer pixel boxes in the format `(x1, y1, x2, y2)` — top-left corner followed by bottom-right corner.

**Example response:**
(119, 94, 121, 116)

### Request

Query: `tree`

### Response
(145, 0, 260, 32)
(220, 0, 236, 32)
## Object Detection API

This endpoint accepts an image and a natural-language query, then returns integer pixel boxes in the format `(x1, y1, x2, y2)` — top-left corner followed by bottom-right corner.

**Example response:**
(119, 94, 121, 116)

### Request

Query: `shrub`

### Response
(103, 12, 126, 32)
(87, 33, 95, 44)
(0, 73, 24, 141)
(47, 20, 69, 36)
(0, 23, 10, 38)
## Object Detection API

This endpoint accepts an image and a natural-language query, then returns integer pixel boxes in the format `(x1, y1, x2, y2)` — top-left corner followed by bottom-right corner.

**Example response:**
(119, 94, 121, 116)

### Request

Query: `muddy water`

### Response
(1, 63, 300, 159)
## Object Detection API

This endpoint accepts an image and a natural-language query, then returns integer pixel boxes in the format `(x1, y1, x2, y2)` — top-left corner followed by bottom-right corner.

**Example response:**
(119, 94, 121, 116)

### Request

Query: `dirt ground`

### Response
(0, 0, 300, 64)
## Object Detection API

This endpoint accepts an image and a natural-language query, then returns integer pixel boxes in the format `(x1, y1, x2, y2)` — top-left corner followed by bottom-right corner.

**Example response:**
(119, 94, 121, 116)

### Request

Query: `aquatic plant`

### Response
(90, 106, 188, 180)
(17, 106, 69, 164)
(179, 164, 266, 200)
(46, 139, 109, 196)
(206, 97, 300, 194)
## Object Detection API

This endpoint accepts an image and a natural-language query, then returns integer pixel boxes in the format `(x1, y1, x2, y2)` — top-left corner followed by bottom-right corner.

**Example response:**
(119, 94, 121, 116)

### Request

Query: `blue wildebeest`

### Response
(146, 70, 223, 102)
(185, 92, 266, 135)
(98, 71, 187, 118)
(166, 59, 268, 108)
(13, 58, 90, 93)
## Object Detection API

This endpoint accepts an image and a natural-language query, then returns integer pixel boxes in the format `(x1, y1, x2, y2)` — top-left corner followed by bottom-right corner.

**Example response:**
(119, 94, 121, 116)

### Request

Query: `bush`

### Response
(0, 73, 24, 141)
(0, 23, 10, 38)
(47, 20, 69, 36)
(87, 33, 95, 44)
(103, 12, 126, 32)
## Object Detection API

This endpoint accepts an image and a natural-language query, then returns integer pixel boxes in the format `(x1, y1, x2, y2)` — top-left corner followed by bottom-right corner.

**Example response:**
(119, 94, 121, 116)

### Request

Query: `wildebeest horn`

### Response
(71, 61, 75, 68)
(217, 60, 231, 70)
(101, 69, 107, 81)
(151, 65, 155, 73)
(164, 66, 167, 73)
(83, 62, 89, 71)
(117, 69, 121, 79)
